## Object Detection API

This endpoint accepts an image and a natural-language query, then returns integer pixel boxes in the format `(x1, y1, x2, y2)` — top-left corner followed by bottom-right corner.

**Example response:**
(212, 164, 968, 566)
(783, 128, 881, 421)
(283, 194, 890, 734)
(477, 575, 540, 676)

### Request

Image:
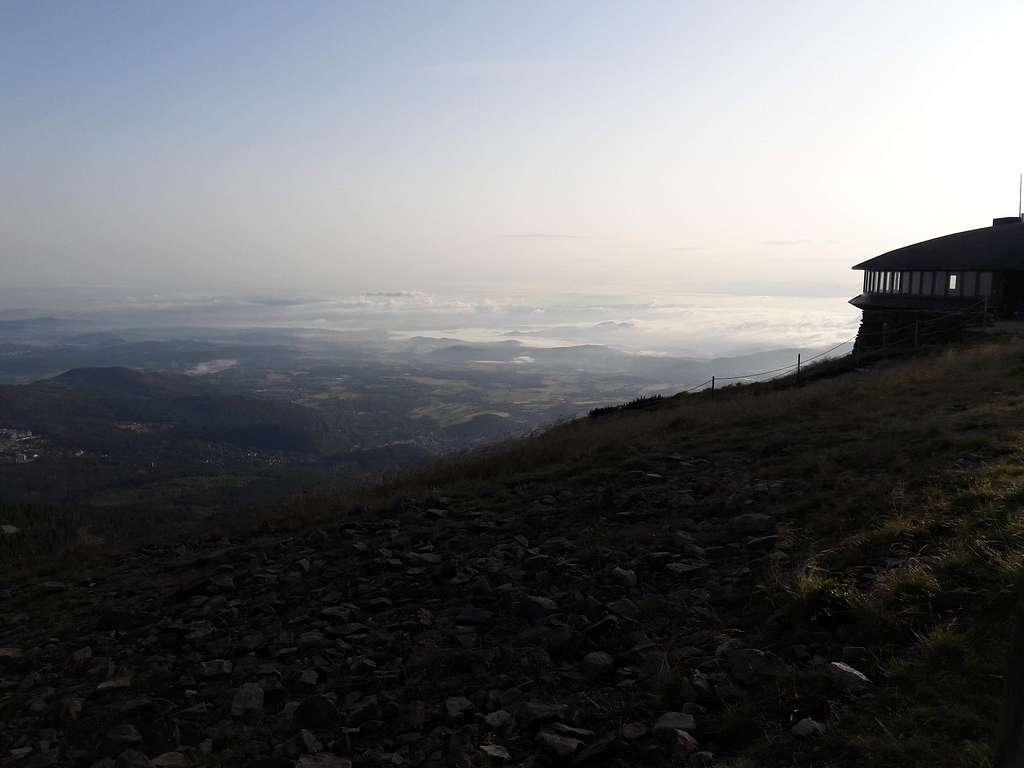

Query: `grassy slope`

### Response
(5, 338, 1024, 764)
(310, 337, 1023, 766)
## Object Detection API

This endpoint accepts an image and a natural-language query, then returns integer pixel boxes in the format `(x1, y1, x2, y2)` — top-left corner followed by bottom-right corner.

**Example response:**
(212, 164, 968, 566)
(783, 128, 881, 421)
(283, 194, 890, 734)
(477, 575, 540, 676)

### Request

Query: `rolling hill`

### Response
(0, 366, 325, 452)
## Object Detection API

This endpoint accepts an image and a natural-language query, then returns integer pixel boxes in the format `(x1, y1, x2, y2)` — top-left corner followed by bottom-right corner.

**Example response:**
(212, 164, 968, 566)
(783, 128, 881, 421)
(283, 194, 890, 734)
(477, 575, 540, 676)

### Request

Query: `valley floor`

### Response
(2, 337, 1023, 767)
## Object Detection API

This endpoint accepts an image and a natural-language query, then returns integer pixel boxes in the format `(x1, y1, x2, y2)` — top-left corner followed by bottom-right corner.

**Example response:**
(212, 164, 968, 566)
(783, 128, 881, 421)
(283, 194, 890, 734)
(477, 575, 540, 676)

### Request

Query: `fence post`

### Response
(711, 376, 715, 395)
(914, 319, 919, 347)
(796, 353, 801, 378)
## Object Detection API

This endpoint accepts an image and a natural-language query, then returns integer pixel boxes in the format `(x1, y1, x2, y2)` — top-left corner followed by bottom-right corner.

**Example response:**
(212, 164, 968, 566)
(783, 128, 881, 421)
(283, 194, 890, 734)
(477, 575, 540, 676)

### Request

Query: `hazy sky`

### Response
(3, 1, 1024, 297)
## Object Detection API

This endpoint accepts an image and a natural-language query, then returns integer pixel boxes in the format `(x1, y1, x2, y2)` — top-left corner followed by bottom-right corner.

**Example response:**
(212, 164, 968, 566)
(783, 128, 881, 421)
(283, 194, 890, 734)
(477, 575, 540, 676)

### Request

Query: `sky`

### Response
(3, 0, 1024, 299)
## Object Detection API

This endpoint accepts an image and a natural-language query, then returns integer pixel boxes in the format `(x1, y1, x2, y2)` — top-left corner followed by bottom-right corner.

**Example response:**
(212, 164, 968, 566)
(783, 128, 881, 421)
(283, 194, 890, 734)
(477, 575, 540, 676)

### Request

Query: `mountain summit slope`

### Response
(2, 340, 1023, 766)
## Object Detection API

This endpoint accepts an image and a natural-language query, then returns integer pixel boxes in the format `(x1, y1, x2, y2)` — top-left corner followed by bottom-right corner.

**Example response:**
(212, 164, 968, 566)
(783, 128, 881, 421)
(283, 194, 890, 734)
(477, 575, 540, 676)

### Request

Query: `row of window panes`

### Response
(864, 270, 992, 297)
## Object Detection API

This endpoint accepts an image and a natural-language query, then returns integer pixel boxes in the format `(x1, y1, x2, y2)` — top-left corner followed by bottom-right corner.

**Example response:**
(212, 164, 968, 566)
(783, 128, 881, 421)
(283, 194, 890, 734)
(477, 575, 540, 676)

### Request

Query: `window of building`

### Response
(948, 273, 958, 292)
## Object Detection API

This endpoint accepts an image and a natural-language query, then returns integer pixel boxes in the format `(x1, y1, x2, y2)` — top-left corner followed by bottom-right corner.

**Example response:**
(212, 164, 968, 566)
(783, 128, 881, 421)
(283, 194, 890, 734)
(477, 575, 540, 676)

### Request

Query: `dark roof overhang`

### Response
(849, 293, 984, 311)
(853, 222, 1024, 271)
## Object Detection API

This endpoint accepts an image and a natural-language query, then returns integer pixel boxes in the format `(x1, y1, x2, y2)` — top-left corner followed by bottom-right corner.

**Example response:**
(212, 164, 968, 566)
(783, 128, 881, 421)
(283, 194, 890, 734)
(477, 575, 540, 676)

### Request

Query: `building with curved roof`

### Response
(851, 216, 1024, 315)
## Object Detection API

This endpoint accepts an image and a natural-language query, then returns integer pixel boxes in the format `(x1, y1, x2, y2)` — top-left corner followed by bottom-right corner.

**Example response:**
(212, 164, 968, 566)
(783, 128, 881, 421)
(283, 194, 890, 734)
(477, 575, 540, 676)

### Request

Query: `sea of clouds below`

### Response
(1, 284, 863, 360)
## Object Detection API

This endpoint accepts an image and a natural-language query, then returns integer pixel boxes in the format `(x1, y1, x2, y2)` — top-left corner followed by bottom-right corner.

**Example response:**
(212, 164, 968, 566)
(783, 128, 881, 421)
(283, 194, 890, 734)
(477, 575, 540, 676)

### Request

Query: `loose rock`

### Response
(827, 661, 872, 692)
(479, 744, 513, 762)
(610, 566, 638, 587)
(117, 750, 153, 768)
(792, 717, 826, 737)
(445, 695, 475, 724)
(581, 650, 615, 679)
(621, 722, 647, 740)
(653, 711, 697, 737)
(728, 513, 775, 535)
(535, 730, 583, 759)
(294, 694, 339, 731)
(104, 724, 142, 754)
(295, 756, 352, 768)
(230, 683, 264, 720)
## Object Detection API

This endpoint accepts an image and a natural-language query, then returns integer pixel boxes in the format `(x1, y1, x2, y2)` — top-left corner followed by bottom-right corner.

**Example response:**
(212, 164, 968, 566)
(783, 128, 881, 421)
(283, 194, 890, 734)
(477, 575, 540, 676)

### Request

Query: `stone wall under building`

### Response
(854, 308, 982, 353)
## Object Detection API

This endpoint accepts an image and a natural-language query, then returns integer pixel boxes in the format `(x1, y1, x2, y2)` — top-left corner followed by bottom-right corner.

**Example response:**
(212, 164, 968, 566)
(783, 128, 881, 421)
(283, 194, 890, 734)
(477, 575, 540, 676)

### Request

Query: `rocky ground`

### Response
(0, 445, 885, 768)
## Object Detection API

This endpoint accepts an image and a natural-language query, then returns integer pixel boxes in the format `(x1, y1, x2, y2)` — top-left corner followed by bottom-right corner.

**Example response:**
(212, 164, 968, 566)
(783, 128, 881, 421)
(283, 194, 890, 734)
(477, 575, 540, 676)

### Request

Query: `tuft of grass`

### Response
(784, 569, 862, 625)
(915, 623, 969, 669)
(878, 562, 941, 603)
(849, 594, 901, 643)
(832, 514, 926, 569)
(935, 545, 1001, 591)
(651, 654, 688, 710)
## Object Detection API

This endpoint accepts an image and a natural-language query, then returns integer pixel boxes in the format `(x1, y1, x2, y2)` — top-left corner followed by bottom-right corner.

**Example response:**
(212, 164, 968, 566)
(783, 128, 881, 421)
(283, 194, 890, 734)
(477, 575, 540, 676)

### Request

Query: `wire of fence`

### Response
(715, 362, 801, 382)
(682, 378, 714, 393)
(674, 297, 991, 394)
(801, 336, 857, 363)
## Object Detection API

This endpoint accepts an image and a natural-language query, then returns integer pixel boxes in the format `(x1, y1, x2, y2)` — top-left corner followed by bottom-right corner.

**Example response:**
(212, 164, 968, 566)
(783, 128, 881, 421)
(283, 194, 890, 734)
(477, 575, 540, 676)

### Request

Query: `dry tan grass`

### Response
(876, 562, 941, 601)
(915, 622, 969, 668)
